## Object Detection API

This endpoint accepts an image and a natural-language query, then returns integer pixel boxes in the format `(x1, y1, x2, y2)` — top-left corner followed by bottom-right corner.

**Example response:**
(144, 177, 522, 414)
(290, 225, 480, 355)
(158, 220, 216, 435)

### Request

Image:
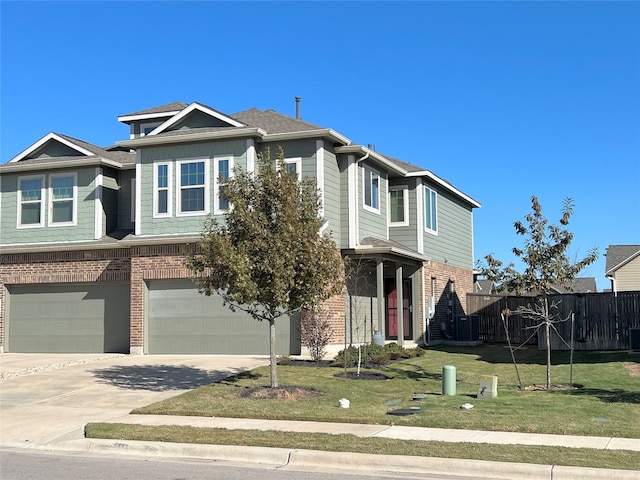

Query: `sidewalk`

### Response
(2, 353, 639, 480)
(99, 414, 640, 452)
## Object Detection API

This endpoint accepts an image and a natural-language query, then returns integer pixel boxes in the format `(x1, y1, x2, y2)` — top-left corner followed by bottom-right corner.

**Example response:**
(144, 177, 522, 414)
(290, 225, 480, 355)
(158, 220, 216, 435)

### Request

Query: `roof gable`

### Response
(9, 132, 96, 163)
(117, 101, 188, 123)
(605, 245, 640, 275)
(149, 102, 245, 136)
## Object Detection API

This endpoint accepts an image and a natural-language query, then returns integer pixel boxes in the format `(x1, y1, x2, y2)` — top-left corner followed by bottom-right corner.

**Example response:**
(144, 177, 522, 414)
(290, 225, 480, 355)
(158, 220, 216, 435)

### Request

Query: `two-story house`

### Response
(0, 101, 480, 355)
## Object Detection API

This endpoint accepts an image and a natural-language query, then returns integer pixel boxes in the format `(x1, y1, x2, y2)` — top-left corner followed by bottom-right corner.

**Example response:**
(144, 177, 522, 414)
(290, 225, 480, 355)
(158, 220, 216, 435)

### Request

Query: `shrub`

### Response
(333, 343, 384, 368)
(300, 311, 334, 365)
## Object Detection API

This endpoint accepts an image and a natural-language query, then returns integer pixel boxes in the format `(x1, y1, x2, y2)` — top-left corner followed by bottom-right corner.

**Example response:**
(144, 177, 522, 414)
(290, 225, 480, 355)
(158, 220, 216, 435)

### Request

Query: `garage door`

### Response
(147, 280, 300, 355)
(6, 283, 130, 353)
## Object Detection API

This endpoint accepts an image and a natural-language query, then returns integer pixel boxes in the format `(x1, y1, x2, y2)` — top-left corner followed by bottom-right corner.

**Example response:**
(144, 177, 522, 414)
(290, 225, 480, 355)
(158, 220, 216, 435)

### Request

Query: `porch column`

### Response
(376, 257, 385, 338)
(396, 263, 404, 346)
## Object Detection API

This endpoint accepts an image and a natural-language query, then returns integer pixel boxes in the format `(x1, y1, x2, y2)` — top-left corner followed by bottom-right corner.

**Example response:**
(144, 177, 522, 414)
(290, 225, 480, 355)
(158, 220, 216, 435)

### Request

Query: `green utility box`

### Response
(442, 365, 456, 396)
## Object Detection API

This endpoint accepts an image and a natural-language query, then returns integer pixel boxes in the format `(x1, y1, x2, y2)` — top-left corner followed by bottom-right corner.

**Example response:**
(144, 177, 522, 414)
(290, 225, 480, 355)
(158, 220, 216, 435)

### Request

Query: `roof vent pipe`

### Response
(295, 96, 301, 119)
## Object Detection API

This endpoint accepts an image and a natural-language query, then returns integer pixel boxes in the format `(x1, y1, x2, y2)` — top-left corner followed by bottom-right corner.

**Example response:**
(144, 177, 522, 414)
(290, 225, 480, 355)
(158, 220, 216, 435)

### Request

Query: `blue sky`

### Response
(2, 1, 639, 290)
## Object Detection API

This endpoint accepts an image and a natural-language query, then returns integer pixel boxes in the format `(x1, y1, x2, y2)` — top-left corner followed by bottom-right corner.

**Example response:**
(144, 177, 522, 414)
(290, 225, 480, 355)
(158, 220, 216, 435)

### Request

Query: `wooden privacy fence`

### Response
(467, 291, 640, 350)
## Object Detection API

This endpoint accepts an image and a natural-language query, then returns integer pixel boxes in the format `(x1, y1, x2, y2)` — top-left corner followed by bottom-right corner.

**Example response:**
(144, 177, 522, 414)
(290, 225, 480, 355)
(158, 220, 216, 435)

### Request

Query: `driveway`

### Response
(0, 353, 268, 447)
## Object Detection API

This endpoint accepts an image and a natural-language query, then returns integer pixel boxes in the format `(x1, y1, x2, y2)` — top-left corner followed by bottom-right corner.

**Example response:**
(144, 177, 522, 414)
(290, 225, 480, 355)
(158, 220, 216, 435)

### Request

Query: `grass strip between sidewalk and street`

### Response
(85, 423, 640, 471)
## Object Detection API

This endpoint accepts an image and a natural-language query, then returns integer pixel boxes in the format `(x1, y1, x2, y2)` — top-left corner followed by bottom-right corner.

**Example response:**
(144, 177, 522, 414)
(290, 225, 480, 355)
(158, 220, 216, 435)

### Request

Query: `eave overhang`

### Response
(263, 128, 351, 146)
(341, 245, 429, 263)
(0, 157, 125, 174)
(117, 127, 266, 148)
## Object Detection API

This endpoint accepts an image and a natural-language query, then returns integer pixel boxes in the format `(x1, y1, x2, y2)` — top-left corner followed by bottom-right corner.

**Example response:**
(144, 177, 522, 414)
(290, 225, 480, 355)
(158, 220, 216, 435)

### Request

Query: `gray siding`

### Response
(358, 163, 387, 242)
(338, 156, 350, 249)
(139, 140, 247, 236)
(118, 169, 135, 230)
(423, 185, 474, 269)
(258, 139, 317, 177)
(322, 145, 341, 242)
(102, 167, 119, 234)
(388, 177, 418, 251)
(0, 168, 97, 244)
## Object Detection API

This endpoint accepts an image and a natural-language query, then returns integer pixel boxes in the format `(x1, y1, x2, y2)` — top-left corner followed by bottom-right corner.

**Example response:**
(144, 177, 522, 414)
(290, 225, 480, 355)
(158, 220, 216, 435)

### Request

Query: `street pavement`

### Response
(1, 353, 639, 480)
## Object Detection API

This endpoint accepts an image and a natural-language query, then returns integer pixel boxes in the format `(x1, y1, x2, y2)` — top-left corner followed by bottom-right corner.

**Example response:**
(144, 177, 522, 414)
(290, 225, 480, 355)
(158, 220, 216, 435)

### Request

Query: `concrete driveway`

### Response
(0, 353, 268, 447)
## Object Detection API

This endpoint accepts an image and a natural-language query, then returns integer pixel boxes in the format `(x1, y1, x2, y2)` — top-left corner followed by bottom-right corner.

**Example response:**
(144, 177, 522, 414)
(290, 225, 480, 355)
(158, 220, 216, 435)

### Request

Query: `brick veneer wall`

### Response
(129, 245, 193, 353)
(0, 249, 131, 352)
(420, 259, 474, 341)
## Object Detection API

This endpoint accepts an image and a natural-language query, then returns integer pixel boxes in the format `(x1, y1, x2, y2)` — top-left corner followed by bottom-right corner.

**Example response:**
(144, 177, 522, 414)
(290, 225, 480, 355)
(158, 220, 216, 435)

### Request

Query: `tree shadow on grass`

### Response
(558, 387, 640, 405)
(91, 365, 260, 392)
(382, 363, 443, 382)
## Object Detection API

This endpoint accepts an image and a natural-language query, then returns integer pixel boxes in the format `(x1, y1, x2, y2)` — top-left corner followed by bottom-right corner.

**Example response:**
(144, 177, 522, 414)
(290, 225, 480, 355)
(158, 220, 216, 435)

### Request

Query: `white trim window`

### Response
(362, 164, 380, 213)
(424, 186, 438, 234)
(17, 175, 45, 228)
(153, 162, 172, 217)
(177, 158, 209, 215)
(214, 155, 233, 215)
(284, 157, 302, 181)
(389, 185, 409, 226)
(49, 173, 77, 226)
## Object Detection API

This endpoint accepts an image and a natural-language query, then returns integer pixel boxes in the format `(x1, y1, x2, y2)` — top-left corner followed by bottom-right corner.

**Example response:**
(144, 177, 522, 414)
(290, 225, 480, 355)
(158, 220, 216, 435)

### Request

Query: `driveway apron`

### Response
(0, 354, 268, 446)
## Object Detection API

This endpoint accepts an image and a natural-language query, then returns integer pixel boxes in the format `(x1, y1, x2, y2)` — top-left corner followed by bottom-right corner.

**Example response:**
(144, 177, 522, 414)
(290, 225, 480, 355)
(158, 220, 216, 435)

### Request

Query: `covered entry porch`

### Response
(342, 237, 428, 347)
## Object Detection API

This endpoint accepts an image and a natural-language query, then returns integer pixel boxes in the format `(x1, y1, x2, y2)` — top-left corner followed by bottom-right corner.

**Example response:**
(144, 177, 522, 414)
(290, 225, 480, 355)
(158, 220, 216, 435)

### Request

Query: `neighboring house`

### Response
(0, 101, 480, 355)
(605, 245, 640, 293)
(474, 279, 496, 295)
(550, 277, 597, 294)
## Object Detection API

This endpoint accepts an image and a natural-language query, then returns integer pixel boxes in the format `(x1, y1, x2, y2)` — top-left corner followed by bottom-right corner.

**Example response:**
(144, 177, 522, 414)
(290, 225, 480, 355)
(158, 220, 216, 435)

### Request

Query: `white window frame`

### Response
(362, 164, 380, 213)
(388, 185, 409, 227)
(283, 157, 302, 181)
(214, 155, 234, 215)
(153, 162, 172, 218)
(424, 186, 438, 235)
(48, 172, 77, 227)
(176, 157, 209, 216)
(17, 174, 45, 228)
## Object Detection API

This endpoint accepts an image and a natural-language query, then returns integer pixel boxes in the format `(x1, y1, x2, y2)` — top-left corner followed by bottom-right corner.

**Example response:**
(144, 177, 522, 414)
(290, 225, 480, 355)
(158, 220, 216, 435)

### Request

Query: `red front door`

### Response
(385, 279, 412, 340)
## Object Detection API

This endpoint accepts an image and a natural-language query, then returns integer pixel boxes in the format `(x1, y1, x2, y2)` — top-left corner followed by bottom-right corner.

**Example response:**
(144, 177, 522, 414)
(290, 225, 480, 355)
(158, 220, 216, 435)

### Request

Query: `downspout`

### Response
(422, 267, 428, 345)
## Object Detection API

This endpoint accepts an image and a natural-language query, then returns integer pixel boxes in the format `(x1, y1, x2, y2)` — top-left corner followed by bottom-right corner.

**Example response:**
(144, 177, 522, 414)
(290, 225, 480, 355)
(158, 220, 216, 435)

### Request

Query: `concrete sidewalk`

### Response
(1, 353, 639, 480)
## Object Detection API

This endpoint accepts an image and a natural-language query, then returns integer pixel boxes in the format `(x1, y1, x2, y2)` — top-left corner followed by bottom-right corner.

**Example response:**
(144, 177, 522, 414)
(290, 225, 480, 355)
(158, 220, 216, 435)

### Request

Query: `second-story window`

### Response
(283, 157, 302, 181)
(214, 156, 233, 214)
(18, 175, 45, 228)
(425, 186, 438, 233)
(49, 173, 76, 225)
(363, 165, 380, 213)
(178, 159, 208, 215)
(154, 163, 172, 217)
(389, 185, 408, 226)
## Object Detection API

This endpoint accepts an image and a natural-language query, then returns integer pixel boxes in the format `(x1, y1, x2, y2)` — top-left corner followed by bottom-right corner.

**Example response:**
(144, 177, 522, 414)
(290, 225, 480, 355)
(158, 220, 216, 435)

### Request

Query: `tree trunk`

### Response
(269, 318, 278, 388)
(544, 296, 551, 390)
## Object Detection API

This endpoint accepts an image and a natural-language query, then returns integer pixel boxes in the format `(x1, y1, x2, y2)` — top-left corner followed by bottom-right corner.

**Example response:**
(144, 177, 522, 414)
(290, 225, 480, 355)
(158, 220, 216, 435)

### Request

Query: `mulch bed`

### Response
(523, 384, 583, 391)
(334, 371, 390, 380)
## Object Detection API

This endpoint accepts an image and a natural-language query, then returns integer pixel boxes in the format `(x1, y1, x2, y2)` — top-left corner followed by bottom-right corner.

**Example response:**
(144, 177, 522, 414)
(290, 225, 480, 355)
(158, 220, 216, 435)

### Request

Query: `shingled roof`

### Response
(231, 108, 325, 134)
(119, 101, 188, 118)
(605, 245, 640, 275)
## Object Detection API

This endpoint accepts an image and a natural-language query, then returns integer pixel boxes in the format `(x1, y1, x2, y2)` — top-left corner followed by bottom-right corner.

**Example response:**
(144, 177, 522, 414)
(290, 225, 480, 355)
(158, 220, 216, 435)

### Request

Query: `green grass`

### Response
(86, 345, 640, 470)
(131, 345, 640, 438)
(85, 423, 640, 471)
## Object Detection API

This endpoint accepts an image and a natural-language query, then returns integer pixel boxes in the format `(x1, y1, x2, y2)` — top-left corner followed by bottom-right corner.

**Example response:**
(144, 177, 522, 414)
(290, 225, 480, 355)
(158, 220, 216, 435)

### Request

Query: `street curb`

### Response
(27, 439, 640, 480)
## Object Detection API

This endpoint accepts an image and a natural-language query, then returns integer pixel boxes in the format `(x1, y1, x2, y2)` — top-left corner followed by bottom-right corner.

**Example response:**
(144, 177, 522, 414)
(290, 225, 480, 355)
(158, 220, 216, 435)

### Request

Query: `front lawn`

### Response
(87, 345, 640, 470)
(131, 344, 640, 438)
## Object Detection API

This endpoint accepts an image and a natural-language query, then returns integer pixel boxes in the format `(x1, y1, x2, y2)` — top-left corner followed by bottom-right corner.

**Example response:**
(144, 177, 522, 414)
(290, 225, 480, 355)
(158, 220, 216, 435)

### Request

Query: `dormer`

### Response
(117, 101, 188, 139)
